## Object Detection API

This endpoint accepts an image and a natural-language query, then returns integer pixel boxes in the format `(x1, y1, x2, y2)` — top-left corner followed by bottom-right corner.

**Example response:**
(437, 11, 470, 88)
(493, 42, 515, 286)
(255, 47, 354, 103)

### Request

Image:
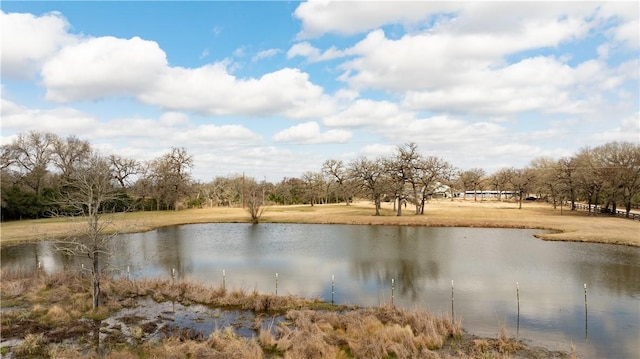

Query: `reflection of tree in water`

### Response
(155, 226, 192, 279)
(572, 249, 640, 297)
(349, 226, 445, 301)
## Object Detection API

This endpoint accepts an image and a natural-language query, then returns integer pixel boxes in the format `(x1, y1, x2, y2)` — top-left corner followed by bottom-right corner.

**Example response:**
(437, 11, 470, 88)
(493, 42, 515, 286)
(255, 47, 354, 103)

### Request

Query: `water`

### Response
(2, 224, 639, 358)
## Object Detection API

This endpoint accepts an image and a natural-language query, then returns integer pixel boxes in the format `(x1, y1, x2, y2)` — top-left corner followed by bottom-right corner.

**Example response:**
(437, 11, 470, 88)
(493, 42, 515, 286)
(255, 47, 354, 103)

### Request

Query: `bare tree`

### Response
(322, 159, 354, 205)
(592, 141, 640, 216)
(417, 156, 451, 214)
(459, 168, 486, 201)
(301, 171, 324, 206)
(6, 131, 58, 195)
(56, 153, 118, 310)
(148, 147, 194, 210)
(51, 135, 92, 179)
(245, 178, 266, 223)
(108, 154, 140, 188)
(349, 157, 388, 216)
(507, 167, 537, 209)
(488, 167, 513, 201)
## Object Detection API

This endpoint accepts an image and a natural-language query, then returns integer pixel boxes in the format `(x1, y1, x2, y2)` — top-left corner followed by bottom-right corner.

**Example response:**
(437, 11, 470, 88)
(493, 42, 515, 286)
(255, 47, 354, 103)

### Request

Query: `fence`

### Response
(572, 202, 640, 221)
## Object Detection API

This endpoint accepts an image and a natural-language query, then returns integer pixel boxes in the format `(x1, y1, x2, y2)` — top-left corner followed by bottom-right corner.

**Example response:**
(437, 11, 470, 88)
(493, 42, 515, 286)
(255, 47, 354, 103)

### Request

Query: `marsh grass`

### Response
(0, 271, 573, 358)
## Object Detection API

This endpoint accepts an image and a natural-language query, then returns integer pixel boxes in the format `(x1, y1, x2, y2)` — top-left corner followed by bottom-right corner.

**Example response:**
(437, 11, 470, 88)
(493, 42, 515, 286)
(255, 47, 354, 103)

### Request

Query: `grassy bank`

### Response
(0, 271, 572, 358)
(1, 199, 638, 247)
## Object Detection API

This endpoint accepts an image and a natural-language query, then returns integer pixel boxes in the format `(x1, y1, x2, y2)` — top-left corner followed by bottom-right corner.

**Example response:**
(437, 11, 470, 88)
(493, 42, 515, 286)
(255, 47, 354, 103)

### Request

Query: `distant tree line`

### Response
(2, 130, 639, 221)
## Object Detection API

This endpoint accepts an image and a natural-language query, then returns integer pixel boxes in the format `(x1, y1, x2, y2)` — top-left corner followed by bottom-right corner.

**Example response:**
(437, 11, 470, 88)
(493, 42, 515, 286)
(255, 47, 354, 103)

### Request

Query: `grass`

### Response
(1, 271, 565, 359)
(1, 198, 638, 247)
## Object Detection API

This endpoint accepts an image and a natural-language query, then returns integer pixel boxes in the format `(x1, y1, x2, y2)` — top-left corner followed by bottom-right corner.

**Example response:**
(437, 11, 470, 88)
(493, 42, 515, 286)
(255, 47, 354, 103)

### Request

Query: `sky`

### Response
(1, 1, 638, 182)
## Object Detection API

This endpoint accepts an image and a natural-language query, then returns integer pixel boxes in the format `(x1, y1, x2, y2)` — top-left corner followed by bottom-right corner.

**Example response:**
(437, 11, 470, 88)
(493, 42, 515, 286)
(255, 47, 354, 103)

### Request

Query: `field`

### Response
(1, 198, 638, 247)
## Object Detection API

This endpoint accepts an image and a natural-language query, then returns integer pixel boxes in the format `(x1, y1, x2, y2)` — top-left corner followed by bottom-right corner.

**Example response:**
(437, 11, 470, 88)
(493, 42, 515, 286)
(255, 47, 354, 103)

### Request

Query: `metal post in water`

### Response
(391, 278, 395, 306)
(451, 280, 455, 320)
(275, 272, 278, 296)
(516, 282, 520, 337)
(172, 268, 176, 283)
(331, 275, 335, 304)
(127, 266, 131, 281)
(222, 269, 226, 290)
(584, 283, 588, 340)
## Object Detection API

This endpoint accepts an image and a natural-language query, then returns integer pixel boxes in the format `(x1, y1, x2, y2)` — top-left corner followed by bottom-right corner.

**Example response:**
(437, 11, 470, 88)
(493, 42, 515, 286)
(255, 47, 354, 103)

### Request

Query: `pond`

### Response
(2, 224, 639, 358)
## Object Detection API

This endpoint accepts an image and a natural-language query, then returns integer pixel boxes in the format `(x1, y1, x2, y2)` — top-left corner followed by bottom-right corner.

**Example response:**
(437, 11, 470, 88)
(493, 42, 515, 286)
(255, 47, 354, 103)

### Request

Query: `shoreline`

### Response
(1, 199, 638, 247)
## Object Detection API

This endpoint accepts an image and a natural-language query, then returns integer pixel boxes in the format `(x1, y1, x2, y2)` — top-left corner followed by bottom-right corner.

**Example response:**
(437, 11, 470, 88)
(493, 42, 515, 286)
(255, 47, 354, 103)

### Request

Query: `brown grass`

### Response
(1, 199, 638, 247)
(1, 271, 569, 359)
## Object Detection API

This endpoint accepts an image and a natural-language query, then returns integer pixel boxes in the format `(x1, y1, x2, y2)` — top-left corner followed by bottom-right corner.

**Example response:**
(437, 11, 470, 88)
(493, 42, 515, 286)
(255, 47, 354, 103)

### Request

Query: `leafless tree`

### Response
(322, 159, 354, 205)
(108, 154, 140, 188)
(55, 153, 118, 310)
(245, 178, 266, 223)
(301, 171, 324, 206)
(417, 156, 452, 214)
(488, 167, 513, 201)
(506, 167, 537, 209)
(51, 135, 92, 179)
(6, 131, 58, 195)
(529, 157, 563, 208)
(556, 157, 578, 210)
(349, 157, 388, 216)
(459, 168, 486, 201)
(592, 141, 640, 216)
(147, 147, 194, 210)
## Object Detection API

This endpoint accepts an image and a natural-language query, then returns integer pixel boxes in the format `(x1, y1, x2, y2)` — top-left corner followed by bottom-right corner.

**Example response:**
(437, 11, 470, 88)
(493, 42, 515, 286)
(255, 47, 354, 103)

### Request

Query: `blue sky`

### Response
(1, 1, 638, 182)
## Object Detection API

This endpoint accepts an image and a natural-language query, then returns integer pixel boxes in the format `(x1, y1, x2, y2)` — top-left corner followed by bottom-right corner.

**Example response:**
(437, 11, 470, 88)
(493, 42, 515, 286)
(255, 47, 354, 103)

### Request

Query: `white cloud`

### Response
(0, 98, 98, 135)
(159, 112, 189, 126)
(139, 64, 334, 118)
(175, 124, 262, 145)
(294, 1, 458, 38)
(324, 99, 414, 127)
(287, 42, 347, 62)
(252, 48, 281, 62)
(42, 36, 168, 102)
(273, 121, 351, 144)
(1, 10, 77, 79)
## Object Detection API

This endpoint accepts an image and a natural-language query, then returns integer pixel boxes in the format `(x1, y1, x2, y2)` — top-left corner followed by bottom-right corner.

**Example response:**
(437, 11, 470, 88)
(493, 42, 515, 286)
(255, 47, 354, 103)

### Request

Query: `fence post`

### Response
(331, 275, 335, 304)
(222, 269, 226, 290)
(584, 283, 588, 340)
(391, 278, 395, 306)
(275, 272, 278, 296)
(451, 280, 455, 320)
(516, 282, 520, 337)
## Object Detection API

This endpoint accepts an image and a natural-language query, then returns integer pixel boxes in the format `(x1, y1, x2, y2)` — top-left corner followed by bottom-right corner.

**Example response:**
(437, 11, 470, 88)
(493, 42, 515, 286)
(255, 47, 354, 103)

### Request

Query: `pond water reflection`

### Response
(2, 224, 639, 358)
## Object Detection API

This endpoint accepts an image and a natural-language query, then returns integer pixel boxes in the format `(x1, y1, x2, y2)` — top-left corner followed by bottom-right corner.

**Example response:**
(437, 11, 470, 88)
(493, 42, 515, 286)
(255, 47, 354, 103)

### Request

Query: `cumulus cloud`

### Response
(294, 1, 458, 38)
(1, 10, 77, 79)
(138, 64, 334, 118)
(42, 36, 168, 102)
(0, 98, 98, 135)
(273, 121, 351, 144)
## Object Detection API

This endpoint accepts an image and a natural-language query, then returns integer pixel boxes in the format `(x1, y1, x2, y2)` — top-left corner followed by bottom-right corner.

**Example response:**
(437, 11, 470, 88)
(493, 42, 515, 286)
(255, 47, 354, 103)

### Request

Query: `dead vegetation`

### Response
(0, 270, 569, 358)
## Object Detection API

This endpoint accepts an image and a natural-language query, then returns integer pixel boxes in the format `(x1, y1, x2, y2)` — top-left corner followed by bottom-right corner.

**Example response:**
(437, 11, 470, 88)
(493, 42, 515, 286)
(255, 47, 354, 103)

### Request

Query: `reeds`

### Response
(0, 270, 555, 358)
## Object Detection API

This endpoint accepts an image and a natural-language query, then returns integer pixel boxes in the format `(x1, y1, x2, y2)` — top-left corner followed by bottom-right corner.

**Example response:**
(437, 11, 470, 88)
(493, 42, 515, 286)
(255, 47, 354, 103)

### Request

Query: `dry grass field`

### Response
(1, 199, 638, 247)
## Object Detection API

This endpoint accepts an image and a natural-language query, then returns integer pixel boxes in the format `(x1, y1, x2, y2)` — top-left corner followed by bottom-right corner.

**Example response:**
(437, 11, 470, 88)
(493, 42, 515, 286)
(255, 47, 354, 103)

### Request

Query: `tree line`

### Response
(2, 130, 639, 221)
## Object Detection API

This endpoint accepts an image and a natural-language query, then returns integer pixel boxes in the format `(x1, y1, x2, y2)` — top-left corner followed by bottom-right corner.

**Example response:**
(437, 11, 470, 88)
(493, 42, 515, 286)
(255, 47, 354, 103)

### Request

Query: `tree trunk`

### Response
(396, 196, 402, 216)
